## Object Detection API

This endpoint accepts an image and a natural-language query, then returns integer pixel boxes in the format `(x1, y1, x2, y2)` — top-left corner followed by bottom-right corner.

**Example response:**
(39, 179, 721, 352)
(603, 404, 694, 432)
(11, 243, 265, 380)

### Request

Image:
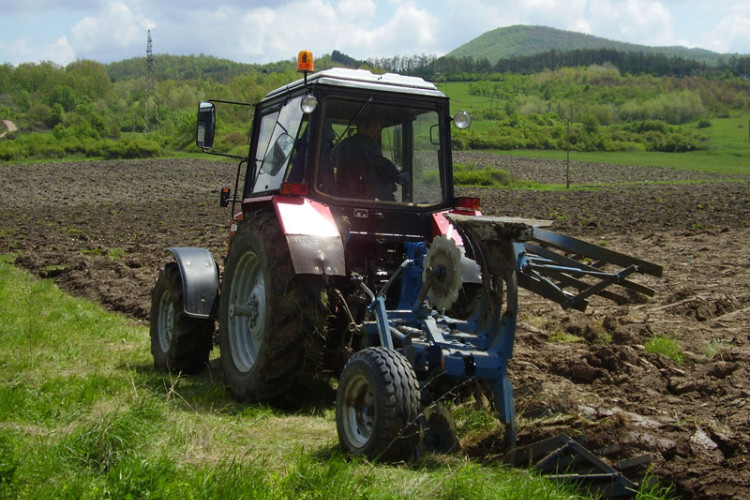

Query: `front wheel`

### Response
(336, 347, 421, 461)
(150, 263, 213, 374)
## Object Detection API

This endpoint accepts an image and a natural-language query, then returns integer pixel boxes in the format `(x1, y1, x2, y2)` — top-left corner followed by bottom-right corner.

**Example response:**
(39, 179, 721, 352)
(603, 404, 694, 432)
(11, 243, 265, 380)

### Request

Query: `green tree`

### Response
(47, 85, 76, 112)
(65, 60, 112, 100)
(49, 103, 64, 128)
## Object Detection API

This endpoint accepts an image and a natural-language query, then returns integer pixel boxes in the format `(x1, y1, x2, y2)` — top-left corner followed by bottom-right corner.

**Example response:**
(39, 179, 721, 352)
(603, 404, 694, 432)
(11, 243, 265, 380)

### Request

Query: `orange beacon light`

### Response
(297, 50, 314, 73)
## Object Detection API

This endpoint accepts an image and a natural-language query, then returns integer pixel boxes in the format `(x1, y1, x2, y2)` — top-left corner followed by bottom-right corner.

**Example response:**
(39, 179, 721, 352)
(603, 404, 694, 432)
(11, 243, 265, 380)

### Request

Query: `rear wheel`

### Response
(150, 263, 213, 374)
(336, 347, 421, 461)
(219, 212, 325, 402)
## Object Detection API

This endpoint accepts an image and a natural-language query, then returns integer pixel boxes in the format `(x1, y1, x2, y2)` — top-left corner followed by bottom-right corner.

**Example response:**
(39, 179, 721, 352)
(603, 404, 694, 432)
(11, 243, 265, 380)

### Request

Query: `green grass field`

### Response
(1, 255, 617, 499)
(441, 80, 750, 175)
(489, 112, 750, 175)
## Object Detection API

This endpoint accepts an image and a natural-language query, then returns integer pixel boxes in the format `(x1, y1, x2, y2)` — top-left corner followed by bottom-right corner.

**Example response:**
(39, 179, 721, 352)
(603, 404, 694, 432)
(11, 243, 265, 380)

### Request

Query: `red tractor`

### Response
(150, 52, 661, 478)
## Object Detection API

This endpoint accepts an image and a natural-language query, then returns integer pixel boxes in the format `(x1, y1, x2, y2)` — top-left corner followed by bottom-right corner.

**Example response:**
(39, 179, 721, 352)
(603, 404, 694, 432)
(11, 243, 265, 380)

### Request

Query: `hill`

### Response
(447, 25, 723, 65)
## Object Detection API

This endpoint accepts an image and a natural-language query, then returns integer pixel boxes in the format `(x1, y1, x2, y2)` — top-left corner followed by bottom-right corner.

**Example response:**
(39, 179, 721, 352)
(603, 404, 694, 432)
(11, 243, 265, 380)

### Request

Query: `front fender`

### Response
(165, 247, 219, 319)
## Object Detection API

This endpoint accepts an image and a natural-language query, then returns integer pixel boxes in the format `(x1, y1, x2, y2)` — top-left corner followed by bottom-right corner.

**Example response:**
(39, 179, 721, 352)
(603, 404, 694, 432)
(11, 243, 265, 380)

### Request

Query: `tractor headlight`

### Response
(453, 110, 471, 130)
(301, 94, 318, 114)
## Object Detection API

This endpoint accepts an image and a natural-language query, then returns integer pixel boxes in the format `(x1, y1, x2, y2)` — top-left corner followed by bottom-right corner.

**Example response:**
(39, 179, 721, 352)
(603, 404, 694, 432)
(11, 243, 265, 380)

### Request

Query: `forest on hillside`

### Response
(0, 50, 749, 162)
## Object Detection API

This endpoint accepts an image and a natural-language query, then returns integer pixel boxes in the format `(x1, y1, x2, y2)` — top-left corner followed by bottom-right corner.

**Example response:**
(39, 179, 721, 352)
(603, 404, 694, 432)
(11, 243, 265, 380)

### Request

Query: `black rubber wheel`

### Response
(336, 347, 421, 461)
(150, 263, 213, 374)
(219, 212, 326, 402)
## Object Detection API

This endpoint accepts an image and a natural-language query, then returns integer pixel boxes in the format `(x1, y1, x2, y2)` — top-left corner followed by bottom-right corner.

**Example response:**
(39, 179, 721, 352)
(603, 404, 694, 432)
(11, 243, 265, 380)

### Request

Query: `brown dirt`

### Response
(1, 155, 749, 498)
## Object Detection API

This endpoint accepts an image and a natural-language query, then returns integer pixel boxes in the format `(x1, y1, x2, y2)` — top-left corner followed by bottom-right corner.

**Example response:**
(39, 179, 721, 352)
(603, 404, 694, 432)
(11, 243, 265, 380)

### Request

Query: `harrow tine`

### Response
(507, 434, 644, 497)
(525, 242, 657, 297)
(531, 227, 663, 278)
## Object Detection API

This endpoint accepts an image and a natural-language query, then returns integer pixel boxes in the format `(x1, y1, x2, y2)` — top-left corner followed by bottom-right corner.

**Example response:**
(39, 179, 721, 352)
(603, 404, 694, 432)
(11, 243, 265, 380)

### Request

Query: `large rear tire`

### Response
(219, 212, 325, 402)
(336, 347, 421, 461)
(150, 263, 213, 374)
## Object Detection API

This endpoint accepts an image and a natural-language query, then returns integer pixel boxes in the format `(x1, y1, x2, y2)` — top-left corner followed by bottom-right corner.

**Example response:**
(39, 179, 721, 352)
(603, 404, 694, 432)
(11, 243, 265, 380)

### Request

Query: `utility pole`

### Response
(145, 29, 159, 130)
(566, 108, 571, 189)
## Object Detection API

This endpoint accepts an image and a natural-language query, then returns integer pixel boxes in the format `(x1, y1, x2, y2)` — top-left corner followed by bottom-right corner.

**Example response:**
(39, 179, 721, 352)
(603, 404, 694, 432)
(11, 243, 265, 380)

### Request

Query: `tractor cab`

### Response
(196, 54, 472, 241)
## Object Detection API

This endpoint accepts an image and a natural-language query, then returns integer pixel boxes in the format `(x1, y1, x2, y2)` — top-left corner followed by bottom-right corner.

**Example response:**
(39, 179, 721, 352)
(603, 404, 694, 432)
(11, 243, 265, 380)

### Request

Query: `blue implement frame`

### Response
(360, 215, 663, 449)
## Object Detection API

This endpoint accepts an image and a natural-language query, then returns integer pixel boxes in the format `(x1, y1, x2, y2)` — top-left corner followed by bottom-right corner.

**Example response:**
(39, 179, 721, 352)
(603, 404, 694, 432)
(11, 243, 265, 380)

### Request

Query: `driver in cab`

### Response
(332, 118, 408, 200)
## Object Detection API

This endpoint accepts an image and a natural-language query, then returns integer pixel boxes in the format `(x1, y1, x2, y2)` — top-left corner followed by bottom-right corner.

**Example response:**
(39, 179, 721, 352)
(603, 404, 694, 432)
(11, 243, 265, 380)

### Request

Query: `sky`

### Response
(1, 0, 749, 67)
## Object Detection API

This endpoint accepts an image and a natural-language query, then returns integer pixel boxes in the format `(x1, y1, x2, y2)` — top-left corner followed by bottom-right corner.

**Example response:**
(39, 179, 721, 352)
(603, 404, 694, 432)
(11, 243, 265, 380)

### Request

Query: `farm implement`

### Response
(150, 51, 662, 496)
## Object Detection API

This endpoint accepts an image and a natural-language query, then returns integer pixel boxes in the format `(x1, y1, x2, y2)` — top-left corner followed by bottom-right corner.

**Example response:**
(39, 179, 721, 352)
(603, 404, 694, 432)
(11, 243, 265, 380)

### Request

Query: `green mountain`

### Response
(447, 25, 724, 65)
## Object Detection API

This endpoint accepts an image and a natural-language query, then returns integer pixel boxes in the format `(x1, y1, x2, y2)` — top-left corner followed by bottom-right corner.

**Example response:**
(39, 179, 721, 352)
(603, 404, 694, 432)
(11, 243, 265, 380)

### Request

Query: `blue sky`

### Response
(1, 0, 749, 67)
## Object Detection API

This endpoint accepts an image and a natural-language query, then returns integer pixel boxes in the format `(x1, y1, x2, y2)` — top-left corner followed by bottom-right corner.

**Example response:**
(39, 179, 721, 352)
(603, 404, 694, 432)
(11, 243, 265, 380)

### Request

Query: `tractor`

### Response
(150, 51, 661, 489)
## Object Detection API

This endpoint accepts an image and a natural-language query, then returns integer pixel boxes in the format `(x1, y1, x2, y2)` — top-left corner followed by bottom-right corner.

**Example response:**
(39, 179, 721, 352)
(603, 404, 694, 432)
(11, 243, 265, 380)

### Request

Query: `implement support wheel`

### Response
(336, 347, 421, 461)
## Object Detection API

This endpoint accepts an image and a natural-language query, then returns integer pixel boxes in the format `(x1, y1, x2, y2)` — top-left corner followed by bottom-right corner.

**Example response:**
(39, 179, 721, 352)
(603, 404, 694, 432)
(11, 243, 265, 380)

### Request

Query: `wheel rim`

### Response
(156, 289, 174, 353)
(227, 250, 266, 373)
(340, 373, 375, 449)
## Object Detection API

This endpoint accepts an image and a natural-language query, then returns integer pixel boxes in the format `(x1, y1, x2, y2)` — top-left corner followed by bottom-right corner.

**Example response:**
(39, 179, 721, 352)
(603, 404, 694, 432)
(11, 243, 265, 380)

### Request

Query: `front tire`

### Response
(336, 347, 421, 461)
(150, 263, 213, 374)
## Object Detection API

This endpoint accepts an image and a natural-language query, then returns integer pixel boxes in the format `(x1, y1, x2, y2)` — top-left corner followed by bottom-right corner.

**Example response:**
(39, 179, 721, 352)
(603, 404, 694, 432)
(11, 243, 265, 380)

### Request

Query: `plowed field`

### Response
(1, 155, 748, 498)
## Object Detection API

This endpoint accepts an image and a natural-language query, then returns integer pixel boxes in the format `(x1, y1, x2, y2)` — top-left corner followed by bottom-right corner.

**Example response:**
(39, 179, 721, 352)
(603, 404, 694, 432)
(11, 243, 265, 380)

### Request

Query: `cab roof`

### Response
(264, 67, 446, 100)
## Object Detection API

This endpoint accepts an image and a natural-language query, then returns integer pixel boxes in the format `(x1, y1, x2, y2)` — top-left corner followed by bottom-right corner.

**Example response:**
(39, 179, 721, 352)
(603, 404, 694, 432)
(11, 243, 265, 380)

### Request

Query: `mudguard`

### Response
(165, 247, 219, 318)
(273, 197, 346, 276)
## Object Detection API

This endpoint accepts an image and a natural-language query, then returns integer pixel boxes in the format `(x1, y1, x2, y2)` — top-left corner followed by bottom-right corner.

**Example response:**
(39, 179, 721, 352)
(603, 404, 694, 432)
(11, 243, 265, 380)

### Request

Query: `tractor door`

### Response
(247, 94, 308, 197)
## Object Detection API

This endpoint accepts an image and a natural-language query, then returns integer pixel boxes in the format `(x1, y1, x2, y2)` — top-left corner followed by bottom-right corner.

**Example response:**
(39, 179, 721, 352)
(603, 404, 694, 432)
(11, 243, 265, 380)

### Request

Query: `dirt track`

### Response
(1, 155, 748, 498)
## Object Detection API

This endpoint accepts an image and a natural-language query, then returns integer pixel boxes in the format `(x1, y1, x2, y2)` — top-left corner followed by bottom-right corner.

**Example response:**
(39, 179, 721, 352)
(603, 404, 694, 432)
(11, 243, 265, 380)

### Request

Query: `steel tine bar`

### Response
(517, 272, 588, 311)
(526, 262, 621, 279)
(549, 473, 618, 480)
(540, 268, 630, 304)
(536, 442, 573, 472)
(531, 227, 663, 277)
(571, 265, 638, 305)
(526, 243, 657, 297)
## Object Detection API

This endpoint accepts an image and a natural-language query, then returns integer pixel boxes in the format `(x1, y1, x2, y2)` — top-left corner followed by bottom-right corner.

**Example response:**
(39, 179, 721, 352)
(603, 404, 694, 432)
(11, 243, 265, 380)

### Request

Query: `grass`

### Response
(443, 78, 750, 175)
(490, 146, 749, 176)
(0, 254, 600, 499)
(487, 108, 750, 176)
(645, 334, 685, 365)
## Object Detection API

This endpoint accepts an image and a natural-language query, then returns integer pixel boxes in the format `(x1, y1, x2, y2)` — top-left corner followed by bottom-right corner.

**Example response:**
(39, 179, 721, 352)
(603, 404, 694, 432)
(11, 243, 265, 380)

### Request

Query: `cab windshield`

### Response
(315, 98, 444, 206)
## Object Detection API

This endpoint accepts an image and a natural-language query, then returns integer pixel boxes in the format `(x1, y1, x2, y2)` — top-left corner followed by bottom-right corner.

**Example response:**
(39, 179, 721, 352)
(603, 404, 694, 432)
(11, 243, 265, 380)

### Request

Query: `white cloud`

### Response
(517, 0, 591, 33)
(2, 36, 77, 66)
(338, 0, 377, 20)
(587, 0, 674, 46)
(703, 14, 750, 53)
(225, 0, 440, 62)
(70, 1, 153, 59)
(367, 3, 440, 54)
(0, 0, 747, 67)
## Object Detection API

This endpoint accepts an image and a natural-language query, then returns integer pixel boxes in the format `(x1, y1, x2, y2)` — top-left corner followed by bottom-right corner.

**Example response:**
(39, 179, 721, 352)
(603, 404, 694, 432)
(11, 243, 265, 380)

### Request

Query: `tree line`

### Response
(366, 48, 750, 80)
(0, 49, 748, 162)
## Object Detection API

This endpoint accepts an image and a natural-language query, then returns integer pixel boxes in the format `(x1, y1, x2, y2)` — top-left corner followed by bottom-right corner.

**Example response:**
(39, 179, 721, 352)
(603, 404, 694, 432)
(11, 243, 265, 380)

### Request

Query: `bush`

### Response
(101, 137, 161, 159)
(454, 163, 512, 187)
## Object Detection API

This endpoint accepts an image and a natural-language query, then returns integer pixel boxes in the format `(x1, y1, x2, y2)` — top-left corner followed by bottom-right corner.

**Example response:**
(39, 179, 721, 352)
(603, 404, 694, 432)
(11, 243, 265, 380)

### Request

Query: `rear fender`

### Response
(273, 196, 346, 276)
(165, 247, 219, 319)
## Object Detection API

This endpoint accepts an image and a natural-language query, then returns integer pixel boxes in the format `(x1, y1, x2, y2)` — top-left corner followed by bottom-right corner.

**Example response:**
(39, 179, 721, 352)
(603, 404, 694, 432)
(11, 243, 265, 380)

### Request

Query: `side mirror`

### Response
(196, 101, 216, 150)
